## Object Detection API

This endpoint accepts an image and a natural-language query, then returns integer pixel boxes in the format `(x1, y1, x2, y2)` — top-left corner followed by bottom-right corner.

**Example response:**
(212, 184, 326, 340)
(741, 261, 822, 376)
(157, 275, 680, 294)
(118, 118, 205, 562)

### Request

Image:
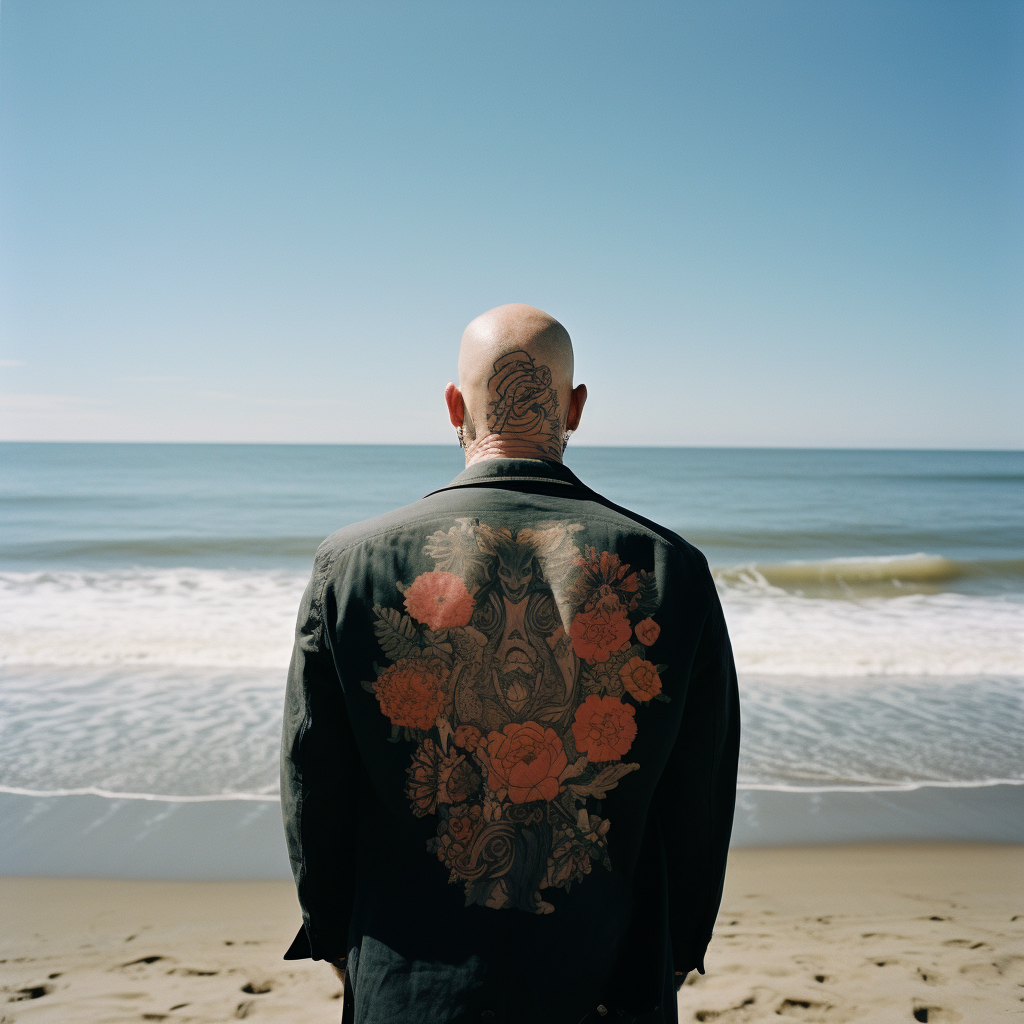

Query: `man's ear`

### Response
(445, 383, 465, 428)
(566, 383, 587, 432)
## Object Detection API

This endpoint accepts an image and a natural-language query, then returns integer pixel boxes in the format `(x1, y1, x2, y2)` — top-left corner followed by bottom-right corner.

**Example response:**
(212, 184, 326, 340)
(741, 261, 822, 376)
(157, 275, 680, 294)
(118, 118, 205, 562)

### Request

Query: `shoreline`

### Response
(2, 844, 1020, 1022)
(2, 785, 1023, 881)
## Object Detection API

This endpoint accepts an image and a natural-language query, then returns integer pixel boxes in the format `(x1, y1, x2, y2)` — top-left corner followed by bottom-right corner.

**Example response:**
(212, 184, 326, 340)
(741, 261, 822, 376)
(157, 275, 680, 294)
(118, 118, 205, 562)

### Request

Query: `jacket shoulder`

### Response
(581, 489, 717, 595)
(308, 485, 717, 603)
(309, 496, 441, 573)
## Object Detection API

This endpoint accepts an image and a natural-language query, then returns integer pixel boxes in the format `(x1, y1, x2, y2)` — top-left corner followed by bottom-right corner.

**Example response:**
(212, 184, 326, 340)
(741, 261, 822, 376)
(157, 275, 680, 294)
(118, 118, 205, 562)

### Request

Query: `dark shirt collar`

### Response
(425, 458, 586, 497)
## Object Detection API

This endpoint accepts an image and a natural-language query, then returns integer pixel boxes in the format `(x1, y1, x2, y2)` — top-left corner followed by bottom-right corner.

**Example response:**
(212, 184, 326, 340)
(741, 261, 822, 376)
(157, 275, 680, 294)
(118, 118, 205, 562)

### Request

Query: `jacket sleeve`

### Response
(654, 583, 740, 976)
(280, 557, 361, 962)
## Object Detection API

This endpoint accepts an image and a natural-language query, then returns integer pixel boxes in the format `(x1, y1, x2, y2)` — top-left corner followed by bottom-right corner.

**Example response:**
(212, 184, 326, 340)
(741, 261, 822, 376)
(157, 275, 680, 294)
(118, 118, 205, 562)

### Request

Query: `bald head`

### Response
(459, 304, 574, 397)
(450, 304, 581, 461)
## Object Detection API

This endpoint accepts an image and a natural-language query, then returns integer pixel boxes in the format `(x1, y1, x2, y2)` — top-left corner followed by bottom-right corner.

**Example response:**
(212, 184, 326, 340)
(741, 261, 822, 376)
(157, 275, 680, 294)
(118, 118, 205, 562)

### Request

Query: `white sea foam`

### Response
(2, 563, 1023, 676)
(2, 780, 1020, 801)
(716, 570, 1024, 676)
(0, 785, 279, 802)
(0, 568, 304, 668)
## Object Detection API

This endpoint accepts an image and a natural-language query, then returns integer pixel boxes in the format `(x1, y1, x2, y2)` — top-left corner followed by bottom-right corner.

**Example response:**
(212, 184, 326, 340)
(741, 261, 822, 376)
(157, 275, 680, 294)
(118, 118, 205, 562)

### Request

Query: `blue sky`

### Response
(1, 1, 1021, 446)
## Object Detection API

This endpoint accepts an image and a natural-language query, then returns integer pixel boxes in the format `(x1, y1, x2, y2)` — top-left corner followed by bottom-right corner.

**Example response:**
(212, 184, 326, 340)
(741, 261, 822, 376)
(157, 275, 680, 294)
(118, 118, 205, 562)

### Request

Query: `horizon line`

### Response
(1, 439, 1022, 453)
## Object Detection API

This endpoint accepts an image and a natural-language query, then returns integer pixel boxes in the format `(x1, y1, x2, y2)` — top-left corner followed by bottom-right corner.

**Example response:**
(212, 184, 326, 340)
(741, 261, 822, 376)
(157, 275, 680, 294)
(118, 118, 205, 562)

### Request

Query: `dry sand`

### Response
(1, 844, 1021, 1023)
(680, 844, 1022, 1023)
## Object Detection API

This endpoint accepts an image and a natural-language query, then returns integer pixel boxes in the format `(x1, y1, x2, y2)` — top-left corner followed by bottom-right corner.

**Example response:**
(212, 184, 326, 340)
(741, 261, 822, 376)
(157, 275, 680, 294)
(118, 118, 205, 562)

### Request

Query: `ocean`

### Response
(2, 443, 1022, 876)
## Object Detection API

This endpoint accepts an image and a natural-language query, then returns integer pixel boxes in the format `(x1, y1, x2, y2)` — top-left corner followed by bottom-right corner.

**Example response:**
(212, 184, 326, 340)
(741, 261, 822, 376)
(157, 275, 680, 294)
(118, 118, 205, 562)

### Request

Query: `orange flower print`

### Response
(454, 724, 484, 751)
(634, 616, 660, 647)
(404, 571, 475, 630)
(571, 694, 637, 761)
(569, 600, 631, 663)
(619, 656, 662, 702)
(485, 721, 568, 804)
(370, 519, 669, 913)
(571, 546, 639, 610)
(374, 657, 446, 729)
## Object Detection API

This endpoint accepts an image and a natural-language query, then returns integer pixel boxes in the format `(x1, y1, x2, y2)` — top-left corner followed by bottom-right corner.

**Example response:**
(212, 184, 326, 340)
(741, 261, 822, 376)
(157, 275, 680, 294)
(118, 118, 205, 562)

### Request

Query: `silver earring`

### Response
(456, 426, 467, 449)
(562, 430, 572, 452)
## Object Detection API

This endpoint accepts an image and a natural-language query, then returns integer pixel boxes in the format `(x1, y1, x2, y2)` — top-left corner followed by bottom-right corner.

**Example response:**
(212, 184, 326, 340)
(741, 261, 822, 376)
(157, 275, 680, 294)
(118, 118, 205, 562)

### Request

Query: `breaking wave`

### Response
(2, 559, 1022, 676)
(715, 552, 1024, 589)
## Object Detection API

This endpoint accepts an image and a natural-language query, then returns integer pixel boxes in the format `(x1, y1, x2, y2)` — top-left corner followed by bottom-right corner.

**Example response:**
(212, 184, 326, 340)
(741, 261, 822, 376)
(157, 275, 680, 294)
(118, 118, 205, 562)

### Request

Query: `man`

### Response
(281, 304, 739, 1024)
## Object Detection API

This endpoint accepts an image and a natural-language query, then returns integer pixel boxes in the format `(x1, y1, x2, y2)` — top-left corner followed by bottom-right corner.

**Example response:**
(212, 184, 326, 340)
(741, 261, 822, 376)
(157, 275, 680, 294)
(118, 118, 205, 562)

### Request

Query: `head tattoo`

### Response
(486, 350, 561, 454)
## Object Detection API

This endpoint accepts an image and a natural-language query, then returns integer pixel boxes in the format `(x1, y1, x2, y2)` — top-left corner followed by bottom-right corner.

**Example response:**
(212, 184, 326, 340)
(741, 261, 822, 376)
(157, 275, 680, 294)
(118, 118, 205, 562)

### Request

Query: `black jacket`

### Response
(281, 458, 739, 1024)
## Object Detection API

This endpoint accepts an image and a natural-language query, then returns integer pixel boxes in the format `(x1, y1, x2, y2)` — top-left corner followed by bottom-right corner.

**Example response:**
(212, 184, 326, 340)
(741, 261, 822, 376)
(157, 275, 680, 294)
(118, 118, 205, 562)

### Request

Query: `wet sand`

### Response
(1, 844, 1021, 1022)
(4, 785, 1022, 881)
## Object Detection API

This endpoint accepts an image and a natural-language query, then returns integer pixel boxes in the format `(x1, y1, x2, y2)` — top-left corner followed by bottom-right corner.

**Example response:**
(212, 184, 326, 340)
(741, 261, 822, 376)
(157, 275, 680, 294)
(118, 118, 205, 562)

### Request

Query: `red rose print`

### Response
(374, 657, 446, 729)
(634, 617, 660, 647)
(618, 656, 662, 702)
(571, 694, 637, 761)
(485, 721, 568, 804)
(569, 599, 632, 663)
(404, 571, 475, 630)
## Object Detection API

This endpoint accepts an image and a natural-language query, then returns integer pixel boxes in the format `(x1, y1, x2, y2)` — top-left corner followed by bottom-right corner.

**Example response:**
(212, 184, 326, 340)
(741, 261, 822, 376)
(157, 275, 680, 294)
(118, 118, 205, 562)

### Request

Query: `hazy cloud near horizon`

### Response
(1, 1, 1021, 448)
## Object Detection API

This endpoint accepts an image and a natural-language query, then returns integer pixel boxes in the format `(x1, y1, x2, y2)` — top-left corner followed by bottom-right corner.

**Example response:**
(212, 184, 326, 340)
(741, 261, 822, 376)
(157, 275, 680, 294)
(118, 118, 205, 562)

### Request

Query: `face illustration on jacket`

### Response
(474, 547, 577, 729)
(492, 594, 537, 717)
(366, 517, 666, 914)
(495, 540, 533, 602)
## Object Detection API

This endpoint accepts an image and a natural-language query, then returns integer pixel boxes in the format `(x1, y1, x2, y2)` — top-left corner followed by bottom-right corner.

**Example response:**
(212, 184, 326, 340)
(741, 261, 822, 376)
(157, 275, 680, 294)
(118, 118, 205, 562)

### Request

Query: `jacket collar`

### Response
(425, 458, 586, 497)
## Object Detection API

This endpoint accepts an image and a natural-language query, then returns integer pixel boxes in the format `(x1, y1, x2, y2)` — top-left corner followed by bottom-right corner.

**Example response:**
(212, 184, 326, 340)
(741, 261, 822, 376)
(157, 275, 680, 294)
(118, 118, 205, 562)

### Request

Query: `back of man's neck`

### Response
(464, 436, 562, 466)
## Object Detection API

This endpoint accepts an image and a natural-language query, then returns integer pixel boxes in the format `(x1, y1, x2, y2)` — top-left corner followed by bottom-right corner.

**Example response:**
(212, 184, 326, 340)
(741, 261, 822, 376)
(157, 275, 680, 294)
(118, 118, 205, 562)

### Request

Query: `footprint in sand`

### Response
(693, 996, 755, 1021)
(775, 999, 832, 1019)
(912, 1006, 962, 1022)
(241, 980, 274, 995)
(120, 956, 167, 967)
(6, 984, 52, 1002)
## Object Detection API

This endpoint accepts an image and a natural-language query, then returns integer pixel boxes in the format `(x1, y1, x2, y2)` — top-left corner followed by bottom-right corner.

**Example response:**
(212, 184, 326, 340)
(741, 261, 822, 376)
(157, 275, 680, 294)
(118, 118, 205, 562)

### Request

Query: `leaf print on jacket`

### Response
(366, 518, 668, 915)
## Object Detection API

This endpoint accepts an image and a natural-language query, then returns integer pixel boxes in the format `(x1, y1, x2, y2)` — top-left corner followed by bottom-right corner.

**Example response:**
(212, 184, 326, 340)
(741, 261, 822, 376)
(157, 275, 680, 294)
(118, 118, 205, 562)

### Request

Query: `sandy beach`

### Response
(2, 843, 1021, 1023)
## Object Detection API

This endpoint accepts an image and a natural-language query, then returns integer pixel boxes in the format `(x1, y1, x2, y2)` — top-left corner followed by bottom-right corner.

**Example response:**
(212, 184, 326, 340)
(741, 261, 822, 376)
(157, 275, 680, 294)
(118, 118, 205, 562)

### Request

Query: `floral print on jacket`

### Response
(362, 519, 669, 914)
